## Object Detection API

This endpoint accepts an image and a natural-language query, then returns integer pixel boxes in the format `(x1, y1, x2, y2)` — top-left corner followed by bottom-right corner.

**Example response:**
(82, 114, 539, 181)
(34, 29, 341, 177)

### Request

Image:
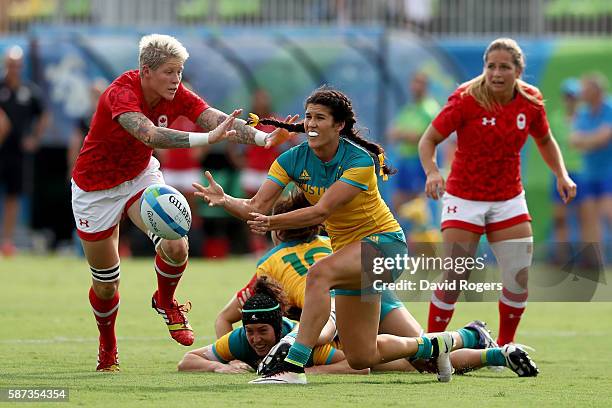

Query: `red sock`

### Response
(427, 291, 456, 332)
(497, 300, 526, 345)
(155, 254, 187, 308)
(89, 287, 119, 350)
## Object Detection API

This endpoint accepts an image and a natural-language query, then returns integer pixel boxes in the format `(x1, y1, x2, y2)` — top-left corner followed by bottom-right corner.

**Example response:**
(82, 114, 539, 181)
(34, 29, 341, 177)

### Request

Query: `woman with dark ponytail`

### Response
(251, 88, 395, 178)
(194, 86, 455, 384)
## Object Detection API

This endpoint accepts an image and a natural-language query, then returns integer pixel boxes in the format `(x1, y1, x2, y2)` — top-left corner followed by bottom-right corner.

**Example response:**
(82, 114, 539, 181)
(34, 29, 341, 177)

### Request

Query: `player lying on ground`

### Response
(178, 277, 366, 374)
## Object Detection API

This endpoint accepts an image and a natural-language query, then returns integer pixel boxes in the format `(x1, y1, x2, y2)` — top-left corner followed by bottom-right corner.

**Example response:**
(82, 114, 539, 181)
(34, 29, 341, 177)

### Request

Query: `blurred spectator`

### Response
(235, 89, 286, 255)
(548, 78, 585, 263)
(66, 78, 108, 256)
(239, 89, 280, 198)
(155, 80, 206, 257)
(0, 107, 9, 143)
(67, 78, 108, 176)
(0, 45, 49, 256)
(230, 88, 281, 255)
(570, 72, 612, 264)
(157, 117, 204, 226)
(198, 141, 246, 258)
(228, 88, 280, 255)
(387, 72, 440, 234)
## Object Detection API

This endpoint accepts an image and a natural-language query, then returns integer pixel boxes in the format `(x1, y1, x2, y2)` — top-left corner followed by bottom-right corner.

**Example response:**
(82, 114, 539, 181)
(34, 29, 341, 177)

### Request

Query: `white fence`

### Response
(1, 0, 611, 36)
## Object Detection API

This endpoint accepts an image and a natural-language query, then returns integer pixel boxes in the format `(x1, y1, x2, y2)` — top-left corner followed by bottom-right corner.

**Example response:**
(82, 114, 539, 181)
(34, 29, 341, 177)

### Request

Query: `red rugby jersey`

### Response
(432, 83, 549, 201)
(72, 70, 208, 191)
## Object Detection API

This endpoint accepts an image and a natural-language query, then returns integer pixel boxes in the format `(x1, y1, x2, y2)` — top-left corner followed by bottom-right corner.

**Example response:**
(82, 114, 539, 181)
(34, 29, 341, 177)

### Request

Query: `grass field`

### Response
(1, 255, 611, 407)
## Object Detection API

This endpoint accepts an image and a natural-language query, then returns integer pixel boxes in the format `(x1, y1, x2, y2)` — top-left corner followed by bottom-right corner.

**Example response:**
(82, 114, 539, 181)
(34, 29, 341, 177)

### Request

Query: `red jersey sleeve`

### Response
(528, 89, 549, 139)
(432, 88, 465, 138)
(530, 106, 549, 139)
(108, 85, 142, 120)
(174, 84, 209, 123)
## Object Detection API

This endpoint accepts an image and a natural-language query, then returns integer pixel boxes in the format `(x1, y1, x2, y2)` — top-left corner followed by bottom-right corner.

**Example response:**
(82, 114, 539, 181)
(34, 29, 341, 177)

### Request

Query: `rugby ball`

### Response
(140, 184, 191, 240)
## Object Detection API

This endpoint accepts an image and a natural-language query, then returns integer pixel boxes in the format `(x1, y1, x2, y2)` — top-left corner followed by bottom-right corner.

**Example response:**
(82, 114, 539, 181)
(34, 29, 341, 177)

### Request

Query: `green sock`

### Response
(457, 328, 479, 349)
(285, 342, 312, 368)
(413, 336, 433, 359)
(482, 348, 507, 367)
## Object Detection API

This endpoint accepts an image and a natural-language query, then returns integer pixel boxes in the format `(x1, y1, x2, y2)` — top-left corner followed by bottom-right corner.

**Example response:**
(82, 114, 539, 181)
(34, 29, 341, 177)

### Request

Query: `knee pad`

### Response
(91, 262, 120, 282)
(490, 237, 533, 294)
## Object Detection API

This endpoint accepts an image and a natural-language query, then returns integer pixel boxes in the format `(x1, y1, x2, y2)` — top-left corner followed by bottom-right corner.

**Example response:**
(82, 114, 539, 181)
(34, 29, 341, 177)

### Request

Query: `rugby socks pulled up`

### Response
(154, 254, 187, 308)
(497, 299, 526, 346)
(89, 287, 119, 350)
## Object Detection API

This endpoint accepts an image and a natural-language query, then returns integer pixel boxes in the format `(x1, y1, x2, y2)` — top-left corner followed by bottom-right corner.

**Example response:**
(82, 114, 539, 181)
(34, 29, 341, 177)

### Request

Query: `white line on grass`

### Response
(0, 335, 216, 344)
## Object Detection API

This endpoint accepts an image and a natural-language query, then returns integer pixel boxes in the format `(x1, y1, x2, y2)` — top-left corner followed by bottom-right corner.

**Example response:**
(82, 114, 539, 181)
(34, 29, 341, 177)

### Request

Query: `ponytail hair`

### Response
(462, 38, 543, 111)
(251, 86, 396, 178)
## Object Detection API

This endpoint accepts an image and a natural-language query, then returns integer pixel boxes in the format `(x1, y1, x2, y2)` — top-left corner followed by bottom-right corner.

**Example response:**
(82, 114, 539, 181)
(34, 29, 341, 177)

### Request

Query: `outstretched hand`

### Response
(264, 114, 300, 149)
(193, 171, 226, 207)
(208, 109, 242, 144)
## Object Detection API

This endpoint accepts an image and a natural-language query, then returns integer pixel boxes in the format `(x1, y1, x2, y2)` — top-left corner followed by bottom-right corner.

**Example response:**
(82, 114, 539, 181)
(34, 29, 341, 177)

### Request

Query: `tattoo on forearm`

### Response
(118, 112, 190, 148)
(196, 108, 258, 145)
(151, 127, 190, 148)
(196, 108, 226, 131)
(228, 122, 258, 145)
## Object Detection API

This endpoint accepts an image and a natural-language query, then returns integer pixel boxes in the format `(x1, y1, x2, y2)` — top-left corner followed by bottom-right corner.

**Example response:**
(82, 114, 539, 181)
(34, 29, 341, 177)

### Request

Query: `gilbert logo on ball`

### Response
(140, 184, 191, 240)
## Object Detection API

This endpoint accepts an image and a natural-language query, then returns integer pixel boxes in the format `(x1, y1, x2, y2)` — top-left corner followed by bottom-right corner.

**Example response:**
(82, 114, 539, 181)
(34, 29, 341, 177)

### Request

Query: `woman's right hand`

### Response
(425, 170, 445, 200)
(193, 171, 226, 207)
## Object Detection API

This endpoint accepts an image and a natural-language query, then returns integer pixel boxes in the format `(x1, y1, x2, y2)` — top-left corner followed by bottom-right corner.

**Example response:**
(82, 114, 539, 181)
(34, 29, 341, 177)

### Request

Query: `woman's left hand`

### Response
(557, 174, 577, 204)
(247, 212, 272, 235)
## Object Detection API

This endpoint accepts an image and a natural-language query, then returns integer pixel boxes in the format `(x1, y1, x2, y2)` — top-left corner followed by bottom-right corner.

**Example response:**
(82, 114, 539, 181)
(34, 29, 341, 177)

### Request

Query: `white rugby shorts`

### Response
(440, 191, 531, 234)
(72, 157, 165, 241)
